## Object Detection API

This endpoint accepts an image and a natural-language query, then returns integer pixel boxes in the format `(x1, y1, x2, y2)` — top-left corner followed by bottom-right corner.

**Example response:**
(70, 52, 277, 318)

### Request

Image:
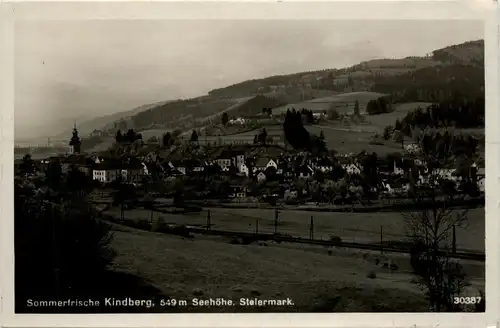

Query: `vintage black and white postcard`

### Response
(1, 1, 498, 327)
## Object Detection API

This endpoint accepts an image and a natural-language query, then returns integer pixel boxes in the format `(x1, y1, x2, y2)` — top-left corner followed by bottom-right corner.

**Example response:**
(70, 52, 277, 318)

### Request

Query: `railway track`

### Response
(102, 215, 485, 262)
(185, 227, 485, 262)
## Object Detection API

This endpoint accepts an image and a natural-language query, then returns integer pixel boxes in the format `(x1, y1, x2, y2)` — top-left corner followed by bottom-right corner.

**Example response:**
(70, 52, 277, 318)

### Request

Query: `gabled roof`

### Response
(92, 156, 143, 170)
(94, 159, 122, 170)
(255, 157, 271, 168)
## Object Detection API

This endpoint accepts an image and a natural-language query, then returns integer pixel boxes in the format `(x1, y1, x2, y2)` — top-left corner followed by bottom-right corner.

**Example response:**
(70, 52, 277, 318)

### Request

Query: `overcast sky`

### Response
(14, 19, 483, 139)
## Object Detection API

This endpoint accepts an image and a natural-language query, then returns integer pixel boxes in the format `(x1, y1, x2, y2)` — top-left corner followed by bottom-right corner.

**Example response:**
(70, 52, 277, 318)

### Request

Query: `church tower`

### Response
(69, 122, 82, 154)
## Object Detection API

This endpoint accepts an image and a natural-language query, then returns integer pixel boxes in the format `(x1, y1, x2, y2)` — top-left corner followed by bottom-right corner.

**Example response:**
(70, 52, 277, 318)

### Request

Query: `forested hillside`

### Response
(88, 39, 484, 135)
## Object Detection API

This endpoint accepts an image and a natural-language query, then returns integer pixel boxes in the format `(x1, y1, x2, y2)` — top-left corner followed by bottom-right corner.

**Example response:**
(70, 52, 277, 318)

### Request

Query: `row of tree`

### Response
(370, 64, 484, 103)
(366, 97, 391, 115)
(115, 129, 143, 144)
(161, 130, 182, 148)
(396, 99, 484, 130)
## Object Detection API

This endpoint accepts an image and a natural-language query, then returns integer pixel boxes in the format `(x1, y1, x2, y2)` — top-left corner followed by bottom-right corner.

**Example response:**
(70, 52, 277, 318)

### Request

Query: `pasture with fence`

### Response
(103, 206, 484, 254)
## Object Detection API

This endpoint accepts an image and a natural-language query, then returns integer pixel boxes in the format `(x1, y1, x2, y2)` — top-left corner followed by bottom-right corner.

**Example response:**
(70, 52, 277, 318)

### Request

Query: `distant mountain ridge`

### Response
(207, 40, 484, 98)
(46, 39, 484, 141)
(52, 99, 178, 139)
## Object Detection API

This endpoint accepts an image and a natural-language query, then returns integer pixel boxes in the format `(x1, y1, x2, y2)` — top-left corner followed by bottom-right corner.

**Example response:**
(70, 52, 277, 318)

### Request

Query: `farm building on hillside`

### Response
(229, 118, 246, 125)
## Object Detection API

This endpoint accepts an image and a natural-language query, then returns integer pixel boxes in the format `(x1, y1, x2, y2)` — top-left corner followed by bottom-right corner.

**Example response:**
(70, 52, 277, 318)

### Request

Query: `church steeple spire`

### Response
(69, 121, 81, 154)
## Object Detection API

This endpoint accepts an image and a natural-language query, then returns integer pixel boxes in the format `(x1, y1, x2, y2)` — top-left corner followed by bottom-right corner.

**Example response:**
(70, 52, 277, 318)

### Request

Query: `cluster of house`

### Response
(36, 154, 147, 183)
(19, 142, 485, 199)
(161, 149, 485, 195)
(404, 143, 421, 155)
(18, 124, 484, 200)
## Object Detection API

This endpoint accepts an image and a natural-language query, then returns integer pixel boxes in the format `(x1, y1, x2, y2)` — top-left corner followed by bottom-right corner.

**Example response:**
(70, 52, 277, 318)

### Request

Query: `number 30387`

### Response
(454, 297, 482, 305)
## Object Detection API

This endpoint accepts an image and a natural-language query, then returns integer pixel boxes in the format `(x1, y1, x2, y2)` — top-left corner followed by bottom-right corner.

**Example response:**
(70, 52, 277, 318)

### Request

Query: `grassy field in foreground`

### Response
(109, 225, 428, 312)
(108, 224, 484, 312)
(105, 207, 484, 252)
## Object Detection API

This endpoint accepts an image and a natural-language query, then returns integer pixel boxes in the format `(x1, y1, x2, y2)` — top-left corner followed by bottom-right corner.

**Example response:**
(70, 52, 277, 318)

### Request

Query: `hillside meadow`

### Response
(366, 102, 434, 130)
(273, 92, 389, 115)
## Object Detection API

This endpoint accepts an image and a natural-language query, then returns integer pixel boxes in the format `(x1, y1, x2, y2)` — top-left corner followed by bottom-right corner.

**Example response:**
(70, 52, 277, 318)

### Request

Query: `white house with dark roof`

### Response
(256, 171, 267, 183)
(477, 175, 485, 192)
(216, 158, 232, 168)
(472, 163, 485, 192)
(381, 180, 410, 195)
(239, 163, 250, 176)
(296, 165, 314, 179)
(414, 158, 427, 166)
(313, 158, 335, 172)
(393, 161, 405, 176)
(218, 150, 245, 169)
(93, 158, 144, 183)
(341, 163, 361, 175)
(193, 165, 205, 172)
(253, 157, 271, 173)
(266, 159, 278, 170)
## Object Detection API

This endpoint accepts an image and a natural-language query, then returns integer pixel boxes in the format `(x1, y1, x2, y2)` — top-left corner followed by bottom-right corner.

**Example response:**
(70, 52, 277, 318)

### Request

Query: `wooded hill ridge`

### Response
(68, 39, 485, 138)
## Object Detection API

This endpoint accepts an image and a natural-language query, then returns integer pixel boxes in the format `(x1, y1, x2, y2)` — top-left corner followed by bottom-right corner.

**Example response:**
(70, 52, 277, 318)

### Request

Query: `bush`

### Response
(230, 236, 242, 244)
(329, 235, 342, 244)
(152, 216, 166, 232)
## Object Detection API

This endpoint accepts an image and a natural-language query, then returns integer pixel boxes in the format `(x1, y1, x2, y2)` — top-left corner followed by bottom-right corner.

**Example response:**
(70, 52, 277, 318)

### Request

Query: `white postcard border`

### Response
(1, 1, 498, 327)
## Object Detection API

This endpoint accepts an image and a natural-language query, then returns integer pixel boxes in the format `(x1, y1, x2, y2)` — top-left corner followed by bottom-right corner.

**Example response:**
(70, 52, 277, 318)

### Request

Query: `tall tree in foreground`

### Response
(403, 130, 474, 312)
